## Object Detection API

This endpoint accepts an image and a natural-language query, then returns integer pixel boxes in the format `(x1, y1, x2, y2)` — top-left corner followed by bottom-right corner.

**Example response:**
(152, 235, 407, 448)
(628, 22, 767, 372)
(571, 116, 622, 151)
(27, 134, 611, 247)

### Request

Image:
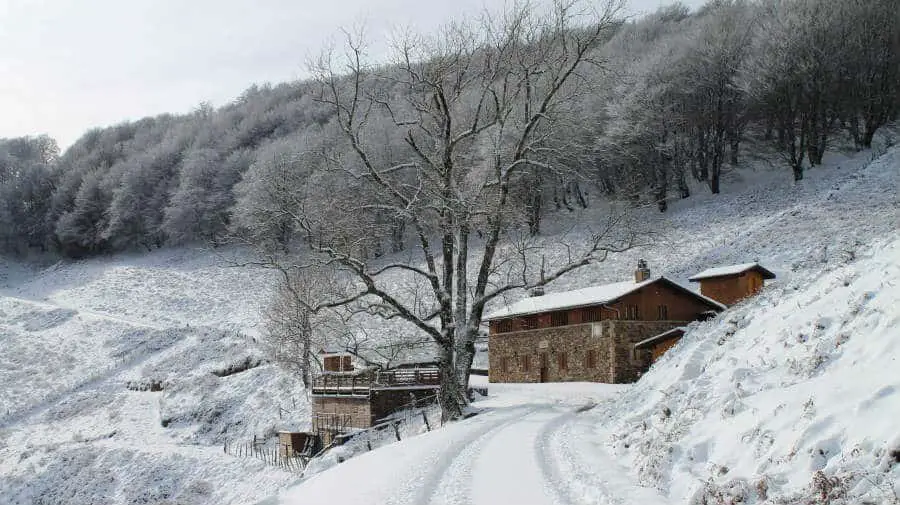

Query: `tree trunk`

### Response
(527, 186, 542, 235)
(709, 169, 720, 194)
(571, 181, 588, 209)
(697, 129, 709, 182)
(455, 325, 477, 395)
(676, 167, 690, 199)
(391, 218, 405, 253)
(862, 118, 879, 148)
(730, 137, 739, 166)
(792, 162, 804, 181)
(848, 116, 863, 151)
(438, 344, 465, 422)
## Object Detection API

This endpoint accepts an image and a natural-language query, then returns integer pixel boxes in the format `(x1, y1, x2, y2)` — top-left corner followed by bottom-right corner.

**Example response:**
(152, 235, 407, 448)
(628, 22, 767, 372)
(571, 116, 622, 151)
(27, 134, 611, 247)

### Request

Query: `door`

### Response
(539, 352, 549, 383)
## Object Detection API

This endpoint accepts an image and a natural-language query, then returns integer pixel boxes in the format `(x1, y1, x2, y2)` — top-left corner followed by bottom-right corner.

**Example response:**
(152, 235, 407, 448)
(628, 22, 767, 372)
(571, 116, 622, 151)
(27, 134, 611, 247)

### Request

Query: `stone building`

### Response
(688, 262, 776, 306)
(309, 359, 440, 442)
(485, 262, 725, 383)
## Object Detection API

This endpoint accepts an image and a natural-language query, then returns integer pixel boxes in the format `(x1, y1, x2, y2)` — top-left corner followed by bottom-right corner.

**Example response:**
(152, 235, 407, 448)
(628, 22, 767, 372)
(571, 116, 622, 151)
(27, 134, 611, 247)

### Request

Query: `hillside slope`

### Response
(0, 251, 308, 505)
(1, 143, 897, 505)
(262, 235, 900, 505)
(591, 234, 900, 503)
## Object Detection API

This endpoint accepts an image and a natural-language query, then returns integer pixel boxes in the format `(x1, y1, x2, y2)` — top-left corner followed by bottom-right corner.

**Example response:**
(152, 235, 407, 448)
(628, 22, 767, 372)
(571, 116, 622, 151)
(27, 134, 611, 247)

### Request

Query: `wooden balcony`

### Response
(310, 368, 441, 396)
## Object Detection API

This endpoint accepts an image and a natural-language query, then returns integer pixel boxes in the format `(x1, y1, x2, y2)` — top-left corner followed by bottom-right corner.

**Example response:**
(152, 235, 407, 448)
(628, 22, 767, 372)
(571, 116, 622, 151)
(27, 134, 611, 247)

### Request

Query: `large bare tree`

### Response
(259, 0, 634, 420)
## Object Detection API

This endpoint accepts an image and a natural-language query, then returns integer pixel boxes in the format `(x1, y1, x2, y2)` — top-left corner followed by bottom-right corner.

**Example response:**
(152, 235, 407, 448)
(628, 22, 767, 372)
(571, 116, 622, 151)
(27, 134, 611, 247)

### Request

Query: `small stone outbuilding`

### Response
(310, 364, 441, 441)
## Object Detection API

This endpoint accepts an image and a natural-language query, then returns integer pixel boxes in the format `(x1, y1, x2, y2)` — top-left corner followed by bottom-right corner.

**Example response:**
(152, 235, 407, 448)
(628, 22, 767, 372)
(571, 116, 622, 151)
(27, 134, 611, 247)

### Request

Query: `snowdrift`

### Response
(596, 235, 900, 504)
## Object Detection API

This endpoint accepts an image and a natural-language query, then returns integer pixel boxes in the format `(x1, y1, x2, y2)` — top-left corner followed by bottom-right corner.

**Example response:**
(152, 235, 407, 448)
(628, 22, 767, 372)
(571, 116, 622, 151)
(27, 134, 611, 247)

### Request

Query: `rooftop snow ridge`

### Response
(484, 277, 658, 320)
(688, 262, 776, 281)
(484, 276, 724, 320)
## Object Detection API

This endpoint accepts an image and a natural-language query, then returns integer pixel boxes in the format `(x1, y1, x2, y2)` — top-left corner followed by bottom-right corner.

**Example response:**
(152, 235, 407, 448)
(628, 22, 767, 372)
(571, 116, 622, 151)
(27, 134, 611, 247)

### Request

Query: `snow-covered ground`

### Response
(263, 144, 898, 504)
(264, 236, 900, 505)
(1, 141, 898, 504)
(0, 249, 308, 505)
(595, 234, 900, 504)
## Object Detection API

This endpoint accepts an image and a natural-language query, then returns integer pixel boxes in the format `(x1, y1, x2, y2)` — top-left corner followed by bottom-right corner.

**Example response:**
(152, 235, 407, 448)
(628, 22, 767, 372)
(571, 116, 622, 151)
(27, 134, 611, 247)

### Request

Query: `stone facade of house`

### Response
(311, 396, 372, 430)
(488, 320, 683, 384)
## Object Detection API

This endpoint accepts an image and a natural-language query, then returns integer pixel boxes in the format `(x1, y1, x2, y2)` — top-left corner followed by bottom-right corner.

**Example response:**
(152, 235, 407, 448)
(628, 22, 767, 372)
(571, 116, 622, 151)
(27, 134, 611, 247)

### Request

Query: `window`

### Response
(625, 305, 640, 320)
(557, 352, 568, 371)
(323, 355, 353, 372)
(583, 307, 603, 323)
(496, 319, 513, 333)
(550, 311, 569, 327)
(522, 315, 540, 330)
(657, 305, 668, 320)
(585, 349, 598, 369)
(521, 355, 531, 372)
(500, 357, 510, 373)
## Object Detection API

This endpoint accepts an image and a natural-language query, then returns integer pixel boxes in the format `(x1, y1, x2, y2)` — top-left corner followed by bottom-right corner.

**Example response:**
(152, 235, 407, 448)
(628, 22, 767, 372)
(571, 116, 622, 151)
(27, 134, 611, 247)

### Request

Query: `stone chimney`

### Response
(634, 259, 651, 283)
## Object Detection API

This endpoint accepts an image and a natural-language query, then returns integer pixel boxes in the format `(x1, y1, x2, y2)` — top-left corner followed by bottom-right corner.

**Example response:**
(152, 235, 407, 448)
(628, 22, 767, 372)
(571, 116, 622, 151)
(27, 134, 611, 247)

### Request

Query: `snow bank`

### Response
(595, 236, 900, 504)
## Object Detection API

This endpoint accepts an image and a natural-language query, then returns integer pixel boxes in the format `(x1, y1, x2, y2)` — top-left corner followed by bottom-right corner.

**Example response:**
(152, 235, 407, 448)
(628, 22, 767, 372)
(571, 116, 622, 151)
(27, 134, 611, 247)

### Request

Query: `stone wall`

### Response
(606, 321, 683, 382)
(311, 387, 441, 432)
(311, 396, 372, 429)
(489, 320, 685, 384)
(370, 388, 440, 424)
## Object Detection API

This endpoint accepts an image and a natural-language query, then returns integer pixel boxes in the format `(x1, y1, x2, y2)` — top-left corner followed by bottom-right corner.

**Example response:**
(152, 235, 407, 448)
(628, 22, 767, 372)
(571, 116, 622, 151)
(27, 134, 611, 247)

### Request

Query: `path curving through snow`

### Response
(267, 381, 662, 505)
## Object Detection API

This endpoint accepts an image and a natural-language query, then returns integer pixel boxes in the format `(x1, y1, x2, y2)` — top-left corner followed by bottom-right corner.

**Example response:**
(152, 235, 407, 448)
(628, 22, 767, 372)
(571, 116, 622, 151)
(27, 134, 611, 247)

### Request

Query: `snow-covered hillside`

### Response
(0, 249, 308, 505)
(1, 142, 897, 505)
(596, 234, 900, 504)
(259, 236, 899, 505)
(261, 145, 898, 504)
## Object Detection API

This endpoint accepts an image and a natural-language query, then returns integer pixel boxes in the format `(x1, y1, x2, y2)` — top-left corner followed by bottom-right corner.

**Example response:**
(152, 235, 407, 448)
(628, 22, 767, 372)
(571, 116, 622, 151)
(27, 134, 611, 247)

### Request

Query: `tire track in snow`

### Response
(535, 409, 612, 505)
(389, 407, 537, 505)
(424, 407, 556, 505)
(535, 405, 671, 505)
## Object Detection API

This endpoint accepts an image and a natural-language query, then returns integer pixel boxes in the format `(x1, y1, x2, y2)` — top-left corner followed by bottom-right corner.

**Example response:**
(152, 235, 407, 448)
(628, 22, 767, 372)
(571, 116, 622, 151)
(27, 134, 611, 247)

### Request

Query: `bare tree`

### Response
(263, 0, 635, 421)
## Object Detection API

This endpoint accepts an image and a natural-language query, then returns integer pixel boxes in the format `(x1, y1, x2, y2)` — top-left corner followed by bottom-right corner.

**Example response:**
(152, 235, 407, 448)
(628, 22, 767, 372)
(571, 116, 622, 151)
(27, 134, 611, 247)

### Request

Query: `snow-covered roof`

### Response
(485, 277, 723, 321)
(688, 262, 776, 281)
(319, 349, 353, 357)
(634, 326, 688, 349)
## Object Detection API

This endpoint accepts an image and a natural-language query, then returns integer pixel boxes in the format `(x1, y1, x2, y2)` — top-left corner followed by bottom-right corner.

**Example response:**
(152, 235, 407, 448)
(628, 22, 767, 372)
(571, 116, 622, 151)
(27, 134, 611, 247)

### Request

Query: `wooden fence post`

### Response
(422, 411, 431, 431)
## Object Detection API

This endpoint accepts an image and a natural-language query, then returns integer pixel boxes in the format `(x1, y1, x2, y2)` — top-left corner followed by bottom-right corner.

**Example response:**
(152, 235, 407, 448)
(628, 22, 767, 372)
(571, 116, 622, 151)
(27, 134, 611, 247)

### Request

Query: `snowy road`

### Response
(268, 382, 665, 505)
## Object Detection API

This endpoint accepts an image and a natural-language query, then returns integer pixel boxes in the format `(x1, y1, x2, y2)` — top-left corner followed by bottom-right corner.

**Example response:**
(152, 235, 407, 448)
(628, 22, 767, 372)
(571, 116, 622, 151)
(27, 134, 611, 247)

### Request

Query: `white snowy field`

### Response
(0, 250, 309, 505)
(0, 141, 897, 505)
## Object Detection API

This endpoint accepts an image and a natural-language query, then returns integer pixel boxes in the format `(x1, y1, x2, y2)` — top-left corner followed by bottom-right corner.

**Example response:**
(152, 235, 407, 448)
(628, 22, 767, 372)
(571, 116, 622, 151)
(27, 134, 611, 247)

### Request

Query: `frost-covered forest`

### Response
(0, 0, 897, 259)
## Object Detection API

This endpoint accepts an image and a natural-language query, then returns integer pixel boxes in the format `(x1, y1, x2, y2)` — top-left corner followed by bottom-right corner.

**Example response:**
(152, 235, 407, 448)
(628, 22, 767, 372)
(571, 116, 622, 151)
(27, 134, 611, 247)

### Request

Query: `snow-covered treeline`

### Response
(0, 0, 897, 259)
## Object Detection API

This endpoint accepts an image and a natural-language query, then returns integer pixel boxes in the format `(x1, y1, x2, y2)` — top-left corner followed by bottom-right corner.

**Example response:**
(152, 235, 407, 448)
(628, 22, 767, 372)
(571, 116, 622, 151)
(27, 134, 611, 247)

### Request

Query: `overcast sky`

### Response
(0, 0, 702, 149)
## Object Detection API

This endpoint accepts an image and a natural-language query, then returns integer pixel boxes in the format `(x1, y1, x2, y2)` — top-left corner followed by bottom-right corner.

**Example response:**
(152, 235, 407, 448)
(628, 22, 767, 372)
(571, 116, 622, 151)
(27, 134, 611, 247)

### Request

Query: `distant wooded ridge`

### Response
(1, 0, 897, 258)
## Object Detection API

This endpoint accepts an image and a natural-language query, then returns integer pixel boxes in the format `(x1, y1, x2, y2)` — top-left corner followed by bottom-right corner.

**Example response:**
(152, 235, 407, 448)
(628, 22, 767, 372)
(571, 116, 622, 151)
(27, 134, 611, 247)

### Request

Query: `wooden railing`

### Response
(374, 368, 441, 387)
(310, 368, 441, 395)
(310, 374, 373, 396)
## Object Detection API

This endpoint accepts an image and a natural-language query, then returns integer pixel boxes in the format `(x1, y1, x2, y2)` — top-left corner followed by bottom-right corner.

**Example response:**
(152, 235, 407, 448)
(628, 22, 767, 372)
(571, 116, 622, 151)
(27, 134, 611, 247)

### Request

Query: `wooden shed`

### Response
(320, 350, 354, 372)
(689, 263, 775, 306)
(634, 327, 686, 363)
(277, 431, 317, 458)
